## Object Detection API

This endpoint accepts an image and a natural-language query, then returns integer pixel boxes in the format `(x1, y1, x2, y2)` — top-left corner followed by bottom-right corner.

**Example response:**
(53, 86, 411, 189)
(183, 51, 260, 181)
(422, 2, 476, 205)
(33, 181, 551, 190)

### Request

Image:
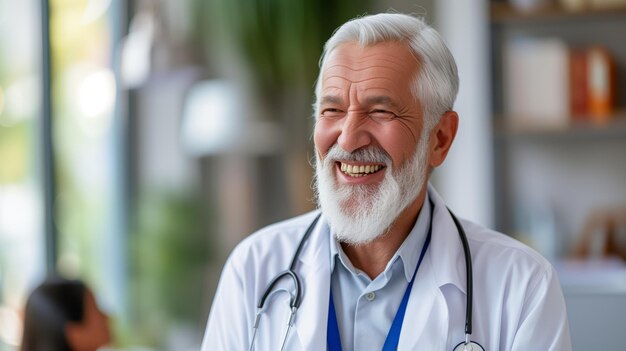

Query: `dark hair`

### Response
(21, 277, 87, 351)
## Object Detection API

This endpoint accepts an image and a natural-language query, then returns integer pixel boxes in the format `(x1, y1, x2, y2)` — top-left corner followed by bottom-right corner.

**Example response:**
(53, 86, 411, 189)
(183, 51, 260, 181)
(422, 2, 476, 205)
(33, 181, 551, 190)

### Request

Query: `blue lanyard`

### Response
(327, 231, 432, 351)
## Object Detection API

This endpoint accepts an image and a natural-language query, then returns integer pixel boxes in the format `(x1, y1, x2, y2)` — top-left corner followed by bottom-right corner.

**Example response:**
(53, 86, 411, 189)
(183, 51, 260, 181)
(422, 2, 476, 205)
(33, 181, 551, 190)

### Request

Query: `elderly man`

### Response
(202, 13, 571, 351)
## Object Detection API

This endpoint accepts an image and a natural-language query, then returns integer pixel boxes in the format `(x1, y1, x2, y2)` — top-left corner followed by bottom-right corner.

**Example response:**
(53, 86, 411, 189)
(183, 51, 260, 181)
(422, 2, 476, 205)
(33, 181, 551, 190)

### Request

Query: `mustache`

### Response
(323, 144, 392, 165)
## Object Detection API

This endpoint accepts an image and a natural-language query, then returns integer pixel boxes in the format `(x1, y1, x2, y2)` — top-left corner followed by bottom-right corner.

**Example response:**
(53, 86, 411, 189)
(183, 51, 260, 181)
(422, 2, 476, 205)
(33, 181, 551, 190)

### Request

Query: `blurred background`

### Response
(0, 0, 625, 350)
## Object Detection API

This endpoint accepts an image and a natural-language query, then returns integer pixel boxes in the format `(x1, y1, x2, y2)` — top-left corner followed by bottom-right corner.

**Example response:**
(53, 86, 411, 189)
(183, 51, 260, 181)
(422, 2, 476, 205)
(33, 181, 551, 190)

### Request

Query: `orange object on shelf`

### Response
(587, 46, 616, 123)
(572, 206, 626, 261)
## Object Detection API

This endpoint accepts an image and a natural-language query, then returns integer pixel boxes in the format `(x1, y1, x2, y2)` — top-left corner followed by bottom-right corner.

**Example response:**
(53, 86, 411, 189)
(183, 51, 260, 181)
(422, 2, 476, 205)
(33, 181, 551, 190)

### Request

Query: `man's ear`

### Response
(428, 111, 458, 168)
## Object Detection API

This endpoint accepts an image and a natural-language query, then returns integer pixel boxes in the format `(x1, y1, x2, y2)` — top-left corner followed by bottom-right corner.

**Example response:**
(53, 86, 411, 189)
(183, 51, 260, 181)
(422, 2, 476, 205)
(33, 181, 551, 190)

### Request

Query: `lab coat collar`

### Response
(426, 184, 467, 294)
(293, 210, 331, 349)
(397, 184, 467, 349)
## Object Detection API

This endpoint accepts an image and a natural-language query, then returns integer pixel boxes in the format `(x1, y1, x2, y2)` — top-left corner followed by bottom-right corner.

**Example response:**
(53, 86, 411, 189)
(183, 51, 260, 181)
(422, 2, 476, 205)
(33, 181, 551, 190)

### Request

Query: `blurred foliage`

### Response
(49, 0, 112, 298)
(0, 122, 29, 184)
(129, 189, 211, 347)
(193, 0, 370, 91)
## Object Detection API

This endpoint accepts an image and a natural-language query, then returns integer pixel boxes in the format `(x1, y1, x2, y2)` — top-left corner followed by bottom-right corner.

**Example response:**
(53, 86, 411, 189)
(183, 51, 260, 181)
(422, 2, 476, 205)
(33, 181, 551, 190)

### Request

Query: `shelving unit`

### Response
(494, 111, 626, 141)
(485, 4, 626, 349)
(491, 2, 626, 23)
(489, 1, 626, 258)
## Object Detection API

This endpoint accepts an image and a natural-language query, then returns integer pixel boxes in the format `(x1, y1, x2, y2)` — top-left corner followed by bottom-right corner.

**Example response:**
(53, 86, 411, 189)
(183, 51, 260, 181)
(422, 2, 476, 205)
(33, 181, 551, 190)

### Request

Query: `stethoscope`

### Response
(249, 206, 485, 351)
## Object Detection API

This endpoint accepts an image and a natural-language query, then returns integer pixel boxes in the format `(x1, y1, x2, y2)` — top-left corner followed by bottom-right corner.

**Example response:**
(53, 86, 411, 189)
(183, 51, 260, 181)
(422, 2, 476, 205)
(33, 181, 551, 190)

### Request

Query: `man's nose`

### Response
(337, 113, 371, 153)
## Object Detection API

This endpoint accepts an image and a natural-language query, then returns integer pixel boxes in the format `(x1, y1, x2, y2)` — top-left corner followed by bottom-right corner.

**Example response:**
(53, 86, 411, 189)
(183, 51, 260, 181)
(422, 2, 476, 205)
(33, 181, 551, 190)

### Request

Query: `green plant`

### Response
(129, 189, 211, 347)
(195, 0, 369, 91)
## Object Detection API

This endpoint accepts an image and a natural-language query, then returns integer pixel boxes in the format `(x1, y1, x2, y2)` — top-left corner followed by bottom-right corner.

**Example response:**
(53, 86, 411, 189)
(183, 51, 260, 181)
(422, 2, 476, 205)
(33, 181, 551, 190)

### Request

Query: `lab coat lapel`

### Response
(288, 186, 467, 350)
(293, 214, 331, 350)
(398, 185, 467, 349)
(398, 255, 449, 350)
(427, 185, 467, 293)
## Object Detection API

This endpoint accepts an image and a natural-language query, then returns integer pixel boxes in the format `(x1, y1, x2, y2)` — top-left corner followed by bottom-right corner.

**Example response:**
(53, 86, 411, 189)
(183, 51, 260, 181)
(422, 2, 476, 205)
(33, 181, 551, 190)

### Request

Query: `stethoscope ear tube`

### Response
(447, 207, 473, 336)
(447, 207, 485, 350)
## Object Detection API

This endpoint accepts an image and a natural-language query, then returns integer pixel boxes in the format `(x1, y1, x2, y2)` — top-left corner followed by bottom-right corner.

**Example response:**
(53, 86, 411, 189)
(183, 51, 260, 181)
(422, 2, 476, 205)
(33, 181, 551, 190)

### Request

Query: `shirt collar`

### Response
(329, 192, 432, 282)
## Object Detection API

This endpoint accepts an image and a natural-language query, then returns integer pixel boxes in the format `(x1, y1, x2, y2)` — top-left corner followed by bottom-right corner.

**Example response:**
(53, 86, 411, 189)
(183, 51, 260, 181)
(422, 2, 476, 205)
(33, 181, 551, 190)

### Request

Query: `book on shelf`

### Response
(504, 38, 570, 128)
(569, 48, 588, 120)
(503, 38, 617, 129)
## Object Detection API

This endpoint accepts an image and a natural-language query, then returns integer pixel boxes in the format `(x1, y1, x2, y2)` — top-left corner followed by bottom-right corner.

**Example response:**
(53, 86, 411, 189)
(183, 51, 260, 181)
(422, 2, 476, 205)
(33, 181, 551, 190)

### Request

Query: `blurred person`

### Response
(21, 277, 111, 351)
(202, 13, 571, 350)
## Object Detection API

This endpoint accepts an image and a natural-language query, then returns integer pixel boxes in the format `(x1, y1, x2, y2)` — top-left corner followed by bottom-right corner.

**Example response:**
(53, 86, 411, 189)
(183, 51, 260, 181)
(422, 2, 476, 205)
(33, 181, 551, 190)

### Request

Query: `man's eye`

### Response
(369, 110, 396, 120)
(320, 108, 344, 117)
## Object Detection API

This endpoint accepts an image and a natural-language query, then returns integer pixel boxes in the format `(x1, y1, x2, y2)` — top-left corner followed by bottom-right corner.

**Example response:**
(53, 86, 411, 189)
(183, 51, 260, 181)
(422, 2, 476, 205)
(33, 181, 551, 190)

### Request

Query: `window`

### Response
(0, 0, 45, 348)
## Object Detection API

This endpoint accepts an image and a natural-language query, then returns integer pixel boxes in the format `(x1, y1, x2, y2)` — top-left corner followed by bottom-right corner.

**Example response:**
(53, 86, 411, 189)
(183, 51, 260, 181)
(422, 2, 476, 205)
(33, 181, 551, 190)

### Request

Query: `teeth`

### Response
(339, 162, 383, 177)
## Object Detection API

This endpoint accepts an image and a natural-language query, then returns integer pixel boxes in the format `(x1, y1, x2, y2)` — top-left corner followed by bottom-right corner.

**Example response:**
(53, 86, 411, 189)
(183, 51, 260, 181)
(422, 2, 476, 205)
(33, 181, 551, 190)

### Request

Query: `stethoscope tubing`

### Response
(448, 206, 474, 336)
(256, 215, 321, 311)
(252, 208, 485, 350)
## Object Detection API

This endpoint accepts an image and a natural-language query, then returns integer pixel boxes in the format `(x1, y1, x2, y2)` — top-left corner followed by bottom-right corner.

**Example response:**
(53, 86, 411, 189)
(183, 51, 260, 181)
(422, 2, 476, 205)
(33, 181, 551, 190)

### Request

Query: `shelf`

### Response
(489, 1, 626, 272)
(494, 111, 626, 142)
(491, 2, 626, 24)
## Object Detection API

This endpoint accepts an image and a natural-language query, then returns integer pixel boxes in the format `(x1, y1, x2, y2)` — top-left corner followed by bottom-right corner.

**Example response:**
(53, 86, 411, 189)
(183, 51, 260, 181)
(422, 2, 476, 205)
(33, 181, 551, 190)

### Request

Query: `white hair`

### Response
(314, 13, 459, 131)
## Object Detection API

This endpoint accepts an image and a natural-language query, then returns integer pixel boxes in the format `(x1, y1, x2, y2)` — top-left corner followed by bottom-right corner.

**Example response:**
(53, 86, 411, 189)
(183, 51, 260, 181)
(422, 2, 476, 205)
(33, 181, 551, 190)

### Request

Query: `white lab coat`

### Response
(202, 185, 572, 350)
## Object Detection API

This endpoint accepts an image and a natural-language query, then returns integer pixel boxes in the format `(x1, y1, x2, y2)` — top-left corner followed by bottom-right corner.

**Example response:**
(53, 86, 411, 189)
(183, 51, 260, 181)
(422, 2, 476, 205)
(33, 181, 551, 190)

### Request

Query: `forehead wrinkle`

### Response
(321, 84, 346, 92)
(321, 74, 352, 84)
(321, 78, 413, 106)
(325, 63, 411, 75)
(323, 73, 400, 85)
(320, 91, 404, 111)
(352, 76, 400, 84)
(322, 67, 416, 91)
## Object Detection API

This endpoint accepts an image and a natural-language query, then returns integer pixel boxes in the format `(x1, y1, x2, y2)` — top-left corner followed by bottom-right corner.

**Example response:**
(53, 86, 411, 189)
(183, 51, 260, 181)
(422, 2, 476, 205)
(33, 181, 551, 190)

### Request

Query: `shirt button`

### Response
(366, 292, 376, 301)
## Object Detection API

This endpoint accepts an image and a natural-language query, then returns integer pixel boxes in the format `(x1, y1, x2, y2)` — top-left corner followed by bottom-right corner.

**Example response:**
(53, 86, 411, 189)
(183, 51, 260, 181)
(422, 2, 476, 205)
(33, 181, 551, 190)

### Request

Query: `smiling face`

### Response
(314, 41, 433, 244)
(314, 41, 426, 174)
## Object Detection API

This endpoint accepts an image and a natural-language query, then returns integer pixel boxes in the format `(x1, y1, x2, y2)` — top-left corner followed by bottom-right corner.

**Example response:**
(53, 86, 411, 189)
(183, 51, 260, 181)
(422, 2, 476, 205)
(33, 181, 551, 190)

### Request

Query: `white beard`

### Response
(314, 135, 430, 245)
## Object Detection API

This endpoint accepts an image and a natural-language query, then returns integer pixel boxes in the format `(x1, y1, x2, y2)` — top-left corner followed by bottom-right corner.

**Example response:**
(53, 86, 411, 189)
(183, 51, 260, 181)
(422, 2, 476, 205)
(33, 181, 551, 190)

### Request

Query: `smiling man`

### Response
(202, 13, 572, 351)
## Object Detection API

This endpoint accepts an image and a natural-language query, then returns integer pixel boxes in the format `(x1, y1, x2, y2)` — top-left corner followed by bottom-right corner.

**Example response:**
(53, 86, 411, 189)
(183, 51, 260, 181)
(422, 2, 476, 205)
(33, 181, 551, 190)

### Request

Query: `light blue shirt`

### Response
(329, 195, 432, 351)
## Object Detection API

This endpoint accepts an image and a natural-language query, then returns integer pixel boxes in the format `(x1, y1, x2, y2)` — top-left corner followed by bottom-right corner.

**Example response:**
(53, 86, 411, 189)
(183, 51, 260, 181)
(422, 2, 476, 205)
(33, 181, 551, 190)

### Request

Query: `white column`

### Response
(434, 0, 494, 228)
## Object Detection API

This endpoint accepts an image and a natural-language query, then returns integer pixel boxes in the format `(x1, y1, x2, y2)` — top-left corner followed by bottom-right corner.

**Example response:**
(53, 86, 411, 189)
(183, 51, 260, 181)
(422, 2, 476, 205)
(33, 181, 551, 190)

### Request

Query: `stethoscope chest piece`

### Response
(453, 341, 485, 351)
